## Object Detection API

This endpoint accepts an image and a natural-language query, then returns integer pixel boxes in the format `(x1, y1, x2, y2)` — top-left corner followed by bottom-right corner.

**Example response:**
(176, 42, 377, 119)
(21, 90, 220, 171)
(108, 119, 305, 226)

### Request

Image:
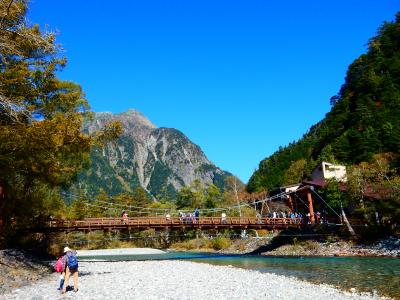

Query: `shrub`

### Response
(170, 239, 198, 250)
(212, 237, 231, 250)
(302, 240, 321, 253)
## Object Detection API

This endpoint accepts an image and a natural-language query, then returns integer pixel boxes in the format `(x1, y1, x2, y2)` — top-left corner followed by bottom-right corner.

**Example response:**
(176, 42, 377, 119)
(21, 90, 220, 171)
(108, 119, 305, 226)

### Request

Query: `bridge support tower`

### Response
(307, 190, 315, 224)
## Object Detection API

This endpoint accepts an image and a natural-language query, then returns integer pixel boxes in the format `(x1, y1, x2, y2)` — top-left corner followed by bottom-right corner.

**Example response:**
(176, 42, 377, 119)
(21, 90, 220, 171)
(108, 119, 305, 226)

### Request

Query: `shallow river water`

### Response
(80, 252, 400, 299)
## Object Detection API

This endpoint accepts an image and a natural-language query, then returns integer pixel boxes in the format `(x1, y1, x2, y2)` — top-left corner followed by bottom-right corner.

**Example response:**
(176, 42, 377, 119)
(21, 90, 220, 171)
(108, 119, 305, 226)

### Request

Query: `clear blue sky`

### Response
(28, 1, 399, 183)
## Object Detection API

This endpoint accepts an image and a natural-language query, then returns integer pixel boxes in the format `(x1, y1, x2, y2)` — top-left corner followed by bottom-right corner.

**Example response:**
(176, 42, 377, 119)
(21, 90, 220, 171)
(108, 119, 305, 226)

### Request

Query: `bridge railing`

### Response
(48, 217, 302, 229)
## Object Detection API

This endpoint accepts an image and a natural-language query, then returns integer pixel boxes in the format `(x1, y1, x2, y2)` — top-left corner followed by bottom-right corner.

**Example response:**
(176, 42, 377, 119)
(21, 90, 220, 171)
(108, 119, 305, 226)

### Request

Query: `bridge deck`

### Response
(47, 217, 302, 232)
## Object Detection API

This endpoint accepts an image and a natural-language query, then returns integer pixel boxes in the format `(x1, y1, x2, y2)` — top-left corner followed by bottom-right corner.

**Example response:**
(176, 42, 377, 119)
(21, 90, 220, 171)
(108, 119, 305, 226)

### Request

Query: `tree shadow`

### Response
(248, 228, 317, 255)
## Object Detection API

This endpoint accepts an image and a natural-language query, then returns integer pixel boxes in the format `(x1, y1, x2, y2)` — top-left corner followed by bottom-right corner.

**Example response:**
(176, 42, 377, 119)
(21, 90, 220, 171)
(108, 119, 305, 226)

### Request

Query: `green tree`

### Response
(113, 188, 152, 216)
(132, 187, 151, 207)
(69, 197, 89, 220)
(176, 180, 205, 209)
(0, 1, 121, 244)
(283, 159, 307, 185)
(347, 153, 400, 222)
(204, 184, 222, 210)
(319, 145, 338, 164)
(248, 13, 400, 194)
(91, 189, 109, 217)
(176, 186, 193, 209)
(320, 179, 346, 211)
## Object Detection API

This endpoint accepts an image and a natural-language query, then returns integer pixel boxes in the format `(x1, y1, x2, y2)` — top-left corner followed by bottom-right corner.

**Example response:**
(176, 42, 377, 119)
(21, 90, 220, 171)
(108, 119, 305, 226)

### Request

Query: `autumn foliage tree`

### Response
(0, 0, 120, 245)
(347, 153, 400, 223)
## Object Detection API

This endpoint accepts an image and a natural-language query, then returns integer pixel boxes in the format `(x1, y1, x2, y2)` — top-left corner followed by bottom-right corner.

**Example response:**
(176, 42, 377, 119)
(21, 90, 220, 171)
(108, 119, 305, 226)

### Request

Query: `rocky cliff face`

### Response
(75, 109, 232, 198)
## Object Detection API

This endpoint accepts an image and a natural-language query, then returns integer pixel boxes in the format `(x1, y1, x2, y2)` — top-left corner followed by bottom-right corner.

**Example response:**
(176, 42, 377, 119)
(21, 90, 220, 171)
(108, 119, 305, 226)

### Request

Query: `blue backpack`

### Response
(68, 255, 78, 270)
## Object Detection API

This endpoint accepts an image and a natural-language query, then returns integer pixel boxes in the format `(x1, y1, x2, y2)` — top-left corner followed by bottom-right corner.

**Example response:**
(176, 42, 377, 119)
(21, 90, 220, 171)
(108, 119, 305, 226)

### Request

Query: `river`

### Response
(80, 252, 400, 299)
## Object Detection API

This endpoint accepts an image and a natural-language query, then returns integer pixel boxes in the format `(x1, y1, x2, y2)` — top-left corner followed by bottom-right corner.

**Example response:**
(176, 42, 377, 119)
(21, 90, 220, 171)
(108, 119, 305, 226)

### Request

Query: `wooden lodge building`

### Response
(258, 162, 348, 224)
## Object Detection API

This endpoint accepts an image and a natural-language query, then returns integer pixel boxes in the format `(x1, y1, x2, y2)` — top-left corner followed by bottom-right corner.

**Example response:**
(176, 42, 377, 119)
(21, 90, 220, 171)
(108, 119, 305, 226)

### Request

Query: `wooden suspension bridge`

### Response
(36, 185, 341, 234)
(46, 216, 302, 232)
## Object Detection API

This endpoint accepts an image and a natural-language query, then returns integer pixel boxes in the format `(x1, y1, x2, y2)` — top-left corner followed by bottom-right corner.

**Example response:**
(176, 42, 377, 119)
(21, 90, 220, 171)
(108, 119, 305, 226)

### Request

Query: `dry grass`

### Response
(170, 237, 231, 251)
(269, 240, 322, 256)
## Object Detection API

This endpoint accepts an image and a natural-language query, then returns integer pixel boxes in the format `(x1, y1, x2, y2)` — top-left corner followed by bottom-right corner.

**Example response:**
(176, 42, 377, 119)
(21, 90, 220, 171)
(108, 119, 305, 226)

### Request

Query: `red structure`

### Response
(46, 216, 302, 232)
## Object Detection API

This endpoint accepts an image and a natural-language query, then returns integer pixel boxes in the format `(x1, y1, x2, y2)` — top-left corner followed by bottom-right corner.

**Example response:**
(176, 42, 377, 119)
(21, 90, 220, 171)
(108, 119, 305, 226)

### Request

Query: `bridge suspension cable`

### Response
(63, 185, 338, 218)
(310, 189, 342, 218)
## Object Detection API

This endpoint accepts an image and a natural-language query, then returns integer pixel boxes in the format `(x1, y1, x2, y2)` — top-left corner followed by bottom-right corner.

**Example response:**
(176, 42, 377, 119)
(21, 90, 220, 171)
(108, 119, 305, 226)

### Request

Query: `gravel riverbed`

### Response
(1, 260, 387, 300)
(0, 249, 50, 295)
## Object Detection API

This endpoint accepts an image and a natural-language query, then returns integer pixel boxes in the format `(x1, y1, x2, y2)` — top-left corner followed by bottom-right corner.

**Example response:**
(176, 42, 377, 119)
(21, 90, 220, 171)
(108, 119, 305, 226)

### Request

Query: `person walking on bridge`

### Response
(121, 211, 129, 224)
(221, 212, 227, 224)
(194, 208, 200, 224)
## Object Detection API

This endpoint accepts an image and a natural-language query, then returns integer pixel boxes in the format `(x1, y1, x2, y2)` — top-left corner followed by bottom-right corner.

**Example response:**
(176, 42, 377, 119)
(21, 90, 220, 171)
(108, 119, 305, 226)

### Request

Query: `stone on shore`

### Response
(1, 260, 385, 300)
(0, 249, 50, 295)
(77, 248, 165, 257)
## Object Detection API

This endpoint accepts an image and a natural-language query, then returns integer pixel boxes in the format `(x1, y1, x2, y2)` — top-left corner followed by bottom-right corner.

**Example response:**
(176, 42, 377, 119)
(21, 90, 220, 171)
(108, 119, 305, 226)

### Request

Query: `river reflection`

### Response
(80, 252, 400, 299)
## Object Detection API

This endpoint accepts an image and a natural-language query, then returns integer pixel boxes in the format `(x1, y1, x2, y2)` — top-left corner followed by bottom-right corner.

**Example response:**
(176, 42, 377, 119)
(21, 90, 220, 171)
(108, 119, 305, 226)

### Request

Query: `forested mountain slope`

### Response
(248, 13, 400, 192)
(73, 110, 233, 198)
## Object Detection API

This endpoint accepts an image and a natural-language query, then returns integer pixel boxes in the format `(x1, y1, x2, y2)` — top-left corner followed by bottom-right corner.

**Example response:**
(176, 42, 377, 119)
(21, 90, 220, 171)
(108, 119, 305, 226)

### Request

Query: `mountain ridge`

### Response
(74, 109, 234, 198)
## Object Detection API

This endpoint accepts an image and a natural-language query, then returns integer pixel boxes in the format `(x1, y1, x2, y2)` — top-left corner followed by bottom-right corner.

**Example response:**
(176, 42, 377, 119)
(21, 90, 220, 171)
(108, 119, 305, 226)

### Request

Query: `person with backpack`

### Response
(194, 208, 200, 224)
(61, 246, 79, 294)
(54, 255, 64, 291)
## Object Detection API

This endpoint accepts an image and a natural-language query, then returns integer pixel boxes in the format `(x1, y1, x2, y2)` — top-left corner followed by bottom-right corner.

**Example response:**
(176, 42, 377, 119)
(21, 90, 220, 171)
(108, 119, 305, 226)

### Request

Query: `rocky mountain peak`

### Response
(75, 109, 234, 199)
(116, 109, 157, 129)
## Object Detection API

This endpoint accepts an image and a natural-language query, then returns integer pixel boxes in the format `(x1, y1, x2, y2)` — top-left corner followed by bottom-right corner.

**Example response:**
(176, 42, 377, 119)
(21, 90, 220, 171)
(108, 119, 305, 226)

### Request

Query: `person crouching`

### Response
(61, 246, 79, 294)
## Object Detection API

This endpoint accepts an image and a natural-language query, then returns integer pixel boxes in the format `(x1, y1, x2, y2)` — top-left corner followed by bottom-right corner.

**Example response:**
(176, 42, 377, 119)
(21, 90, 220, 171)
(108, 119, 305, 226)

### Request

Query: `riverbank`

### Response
(260, 237, 400, 257)
(0, 248, 164, 296)
(0, 249, 50, 295)
(1, 260, 387, 300)
(1, 238, 397, 299)
(173, 236, 400, 257)
(77, 248, 166, 257)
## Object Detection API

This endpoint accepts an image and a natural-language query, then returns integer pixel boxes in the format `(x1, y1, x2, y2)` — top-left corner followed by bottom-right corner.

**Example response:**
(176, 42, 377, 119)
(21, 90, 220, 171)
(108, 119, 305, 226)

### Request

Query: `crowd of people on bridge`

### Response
(263, 210, 328, 224)
(178, 208, 200, 224)
(266, 211, 303, 219)
(118, 208, 328, 225)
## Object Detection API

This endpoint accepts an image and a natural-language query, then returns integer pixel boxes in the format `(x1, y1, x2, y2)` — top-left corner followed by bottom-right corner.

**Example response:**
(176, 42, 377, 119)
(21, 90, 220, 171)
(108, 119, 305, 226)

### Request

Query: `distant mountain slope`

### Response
(74, 109, 233, 198)
(248, 13, 400, 192)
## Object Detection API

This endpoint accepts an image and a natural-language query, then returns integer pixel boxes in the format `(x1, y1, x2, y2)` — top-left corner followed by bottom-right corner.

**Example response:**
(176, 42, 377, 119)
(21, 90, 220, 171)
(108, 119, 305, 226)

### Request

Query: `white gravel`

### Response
(77, 248, 165, 257)
(1, 261, 385, 300)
